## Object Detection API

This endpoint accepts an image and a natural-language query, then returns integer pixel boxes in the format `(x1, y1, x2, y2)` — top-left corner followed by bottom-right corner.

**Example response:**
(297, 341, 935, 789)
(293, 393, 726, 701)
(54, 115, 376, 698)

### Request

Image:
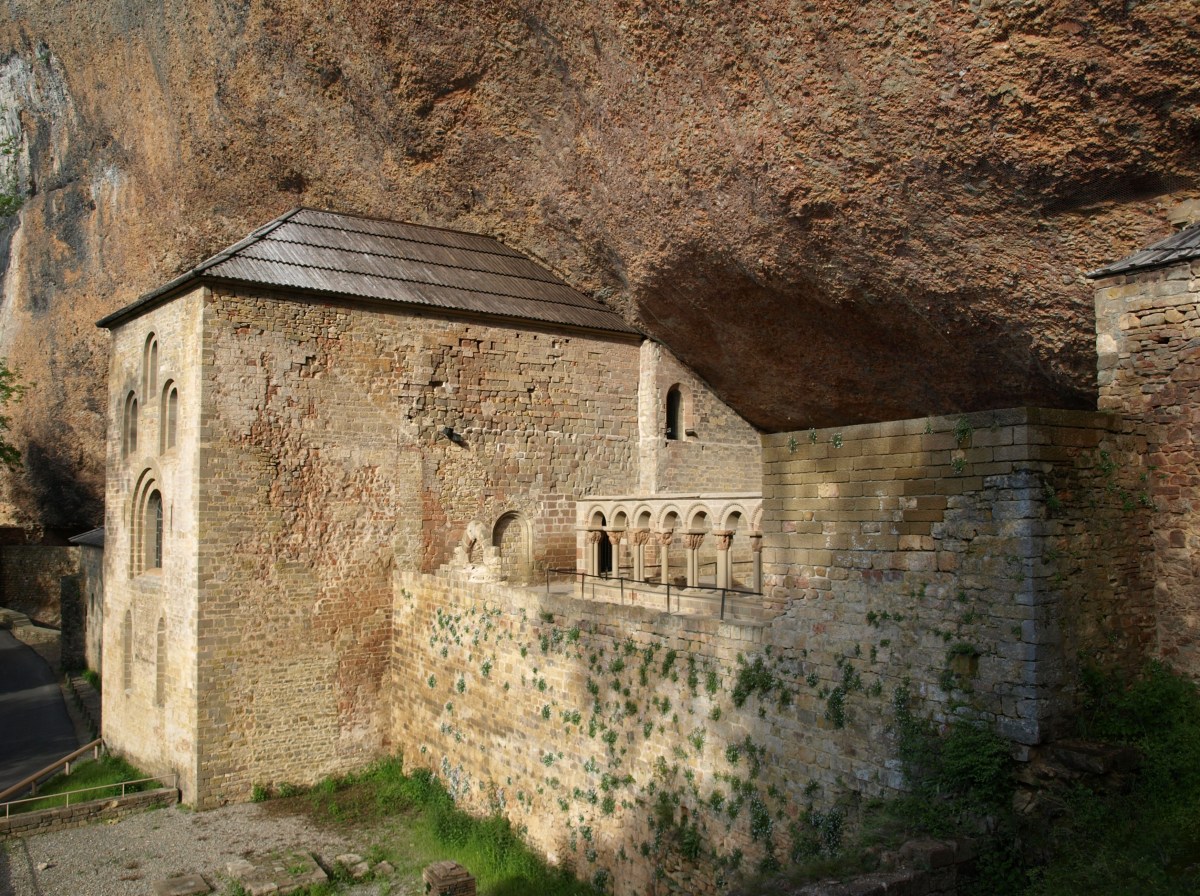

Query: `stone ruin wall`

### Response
(191, 285, 648, 806)
(1094, 259, 1200, 677)
(388, 408, 1154, 895)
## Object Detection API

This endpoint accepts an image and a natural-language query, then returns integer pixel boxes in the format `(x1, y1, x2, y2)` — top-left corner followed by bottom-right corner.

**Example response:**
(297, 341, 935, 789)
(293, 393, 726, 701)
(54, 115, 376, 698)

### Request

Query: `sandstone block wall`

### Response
(1094, 260, 1200, 676)
(637, 341, 760, 495)
(388, 409, 1153, 896)
(191, 285, 646, 806)
(0, 545, 78, 626)
(762, 408, 1155, 744)
(101, 289, 204, 802)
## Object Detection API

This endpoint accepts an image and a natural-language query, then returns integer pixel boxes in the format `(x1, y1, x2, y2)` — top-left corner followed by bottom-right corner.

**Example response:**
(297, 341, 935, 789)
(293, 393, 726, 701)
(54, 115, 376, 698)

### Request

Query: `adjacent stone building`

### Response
(1090, 220, 1200, 678)
(97, 208, 761, 805)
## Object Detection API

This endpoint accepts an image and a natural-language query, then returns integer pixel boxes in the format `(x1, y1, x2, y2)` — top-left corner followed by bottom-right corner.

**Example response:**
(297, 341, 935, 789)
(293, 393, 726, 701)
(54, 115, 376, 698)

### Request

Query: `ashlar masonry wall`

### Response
(102, 289, 204, 801)
(387, 409, 1154, 896)
(1094, 259, 1200, 676)
(192, 285, 646, 806)
(761, 407, 1155, 745)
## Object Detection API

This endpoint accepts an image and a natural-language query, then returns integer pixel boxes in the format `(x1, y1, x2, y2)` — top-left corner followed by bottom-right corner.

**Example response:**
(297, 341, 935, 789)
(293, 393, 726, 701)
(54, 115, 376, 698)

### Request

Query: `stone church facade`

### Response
(98, 208, 761, 806)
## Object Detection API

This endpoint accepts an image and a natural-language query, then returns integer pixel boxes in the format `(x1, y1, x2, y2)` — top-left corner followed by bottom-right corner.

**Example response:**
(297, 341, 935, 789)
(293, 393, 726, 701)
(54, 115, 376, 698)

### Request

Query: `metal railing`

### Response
(0, 738, 105, 804)
(545, 568, 762, 621)
(2, 772, 179, 819)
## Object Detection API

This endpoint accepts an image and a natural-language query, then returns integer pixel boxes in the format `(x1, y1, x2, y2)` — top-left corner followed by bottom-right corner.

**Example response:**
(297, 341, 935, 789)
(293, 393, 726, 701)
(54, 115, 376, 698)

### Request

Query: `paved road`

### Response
(0, 629, 79, 795)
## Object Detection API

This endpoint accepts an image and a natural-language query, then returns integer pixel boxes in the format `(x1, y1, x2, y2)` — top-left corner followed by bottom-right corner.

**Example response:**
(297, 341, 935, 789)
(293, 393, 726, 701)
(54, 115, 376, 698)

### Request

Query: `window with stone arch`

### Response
(122, 392, 138, 457)
(143, 333, 158, 396)
(123, 609, 133, 694)
(131, 473, 164, 576)
(493, 511, 532, 583)
(155, 616, 166, 707)
(665, 383, 691, 441)
(160, 381, 178, 453)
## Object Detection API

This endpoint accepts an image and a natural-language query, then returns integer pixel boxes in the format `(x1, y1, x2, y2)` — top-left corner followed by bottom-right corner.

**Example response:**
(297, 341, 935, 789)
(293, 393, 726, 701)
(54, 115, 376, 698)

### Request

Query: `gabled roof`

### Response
(1087, 221, 1200, 279)
(99, 208, 637, 335)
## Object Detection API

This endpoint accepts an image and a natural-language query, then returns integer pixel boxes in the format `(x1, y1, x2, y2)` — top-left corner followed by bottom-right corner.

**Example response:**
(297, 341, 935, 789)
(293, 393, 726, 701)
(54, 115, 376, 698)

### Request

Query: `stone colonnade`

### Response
(577, 494, 763, 592)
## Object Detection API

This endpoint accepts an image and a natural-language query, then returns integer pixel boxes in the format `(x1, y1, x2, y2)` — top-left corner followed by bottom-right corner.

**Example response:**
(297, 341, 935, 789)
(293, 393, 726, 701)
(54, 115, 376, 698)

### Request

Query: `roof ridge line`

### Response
(194, 208, 305, 275)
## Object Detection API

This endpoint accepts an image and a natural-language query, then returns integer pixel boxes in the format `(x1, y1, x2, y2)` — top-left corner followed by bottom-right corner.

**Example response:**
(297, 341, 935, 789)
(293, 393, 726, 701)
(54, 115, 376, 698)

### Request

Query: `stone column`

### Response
(749, 532, 763, 593)
(585, 530, 604, 576)
(683, 531, 706, 587)
(607, 529, 625, 578)
(712, 530, 733, 590)
(658, 529, 674, 585)
(631, 529, 652, 581)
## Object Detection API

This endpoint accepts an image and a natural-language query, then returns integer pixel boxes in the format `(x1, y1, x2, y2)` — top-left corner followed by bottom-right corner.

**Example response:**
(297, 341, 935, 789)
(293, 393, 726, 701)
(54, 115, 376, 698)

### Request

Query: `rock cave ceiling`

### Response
(0, 0, 1197, 527)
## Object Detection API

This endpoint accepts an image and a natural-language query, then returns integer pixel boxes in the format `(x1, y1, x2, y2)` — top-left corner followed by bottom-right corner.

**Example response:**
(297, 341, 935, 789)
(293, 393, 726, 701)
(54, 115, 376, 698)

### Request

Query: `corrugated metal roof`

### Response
(99, 208, 637, 335)
(1087, 221, 1200, 279)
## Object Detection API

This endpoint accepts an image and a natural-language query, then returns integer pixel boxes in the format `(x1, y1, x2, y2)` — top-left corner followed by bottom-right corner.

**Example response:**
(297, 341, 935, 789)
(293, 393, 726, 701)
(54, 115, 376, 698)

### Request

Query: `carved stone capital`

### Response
(748, 532, 764, 553)
(712, 530, 734, 551)
(658, 529, 675, 547)
(586, 530, 604, 546)
(632, 528, 653, 547)
(606, 529, 624, 547)
(683, 532, 706, 551)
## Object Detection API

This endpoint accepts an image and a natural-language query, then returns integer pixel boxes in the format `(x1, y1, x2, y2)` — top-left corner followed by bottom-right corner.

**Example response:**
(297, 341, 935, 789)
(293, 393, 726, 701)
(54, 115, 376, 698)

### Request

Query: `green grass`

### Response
(739, 663, 1200, 896)
(286, 756, 601, 896)
(9, 754, 150, 814)
(1024, 662, 1200, 896)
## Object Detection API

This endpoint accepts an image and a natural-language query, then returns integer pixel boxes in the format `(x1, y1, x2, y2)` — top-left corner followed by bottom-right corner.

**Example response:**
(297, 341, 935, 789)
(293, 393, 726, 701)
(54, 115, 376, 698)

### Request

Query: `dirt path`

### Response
(0, 801, 423, 896)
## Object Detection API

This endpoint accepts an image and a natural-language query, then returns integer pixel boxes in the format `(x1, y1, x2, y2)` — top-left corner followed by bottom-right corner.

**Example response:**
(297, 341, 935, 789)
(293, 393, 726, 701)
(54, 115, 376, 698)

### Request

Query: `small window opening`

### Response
(666, 386, 683, 441)
(160, 382, 178, 453)
(143, 334, 158, 396)
(123, 393, 138, 457)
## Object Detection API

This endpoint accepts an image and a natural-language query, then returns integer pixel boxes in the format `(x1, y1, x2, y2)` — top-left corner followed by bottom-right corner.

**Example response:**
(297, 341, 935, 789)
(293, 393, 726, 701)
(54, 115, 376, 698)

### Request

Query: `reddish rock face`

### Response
(0, 0, 1196, 525)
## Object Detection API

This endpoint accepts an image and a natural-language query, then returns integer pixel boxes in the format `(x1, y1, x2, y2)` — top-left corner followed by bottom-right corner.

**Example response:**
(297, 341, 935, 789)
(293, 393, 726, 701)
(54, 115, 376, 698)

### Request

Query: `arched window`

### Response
(665, 385, 683, 440)
(155, 616, 166, 707)
(160, 381, 178, 453)
(123, 392, 138, 457)
(146, 490, 163, 570)
(132, 475, 164, 576)
(123, 609, 133, 694)
(143, 333, 158, 396)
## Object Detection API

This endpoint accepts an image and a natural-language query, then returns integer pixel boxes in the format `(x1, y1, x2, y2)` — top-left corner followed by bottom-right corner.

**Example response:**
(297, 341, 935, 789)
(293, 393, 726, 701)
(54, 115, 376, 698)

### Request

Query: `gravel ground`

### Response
(0, 802, 420, 896)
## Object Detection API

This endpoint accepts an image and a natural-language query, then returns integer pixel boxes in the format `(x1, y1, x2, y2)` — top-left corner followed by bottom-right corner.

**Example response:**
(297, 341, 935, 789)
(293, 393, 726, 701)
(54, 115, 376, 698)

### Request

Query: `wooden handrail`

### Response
(0, 738, 104, 803)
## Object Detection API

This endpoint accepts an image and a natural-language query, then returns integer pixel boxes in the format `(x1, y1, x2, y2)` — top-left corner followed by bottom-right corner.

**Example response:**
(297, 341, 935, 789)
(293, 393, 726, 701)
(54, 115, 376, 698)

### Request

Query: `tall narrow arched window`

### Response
(665, 385, 683, 441)
(143, 333, 158, 396)
(155, 616, 166, 707)
(123, 392, 138, 457)
(146, 490, 163, 570)
(160, 381, 178, 453)
(123, 609, 133, 694)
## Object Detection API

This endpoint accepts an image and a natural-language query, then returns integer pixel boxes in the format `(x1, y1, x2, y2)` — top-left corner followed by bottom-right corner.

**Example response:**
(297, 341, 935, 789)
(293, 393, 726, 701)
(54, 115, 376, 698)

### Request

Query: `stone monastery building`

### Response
(95, 207, 1200, 893)
(97, 208, 762, 805)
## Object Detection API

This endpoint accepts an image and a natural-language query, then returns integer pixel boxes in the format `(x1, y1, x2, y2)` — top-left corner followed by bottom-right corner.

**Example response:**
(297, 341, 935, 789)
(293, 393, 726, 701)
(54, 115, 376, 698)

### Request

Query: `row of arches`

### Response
(583, 515, 763, 592)
(587, 503, 761, 535)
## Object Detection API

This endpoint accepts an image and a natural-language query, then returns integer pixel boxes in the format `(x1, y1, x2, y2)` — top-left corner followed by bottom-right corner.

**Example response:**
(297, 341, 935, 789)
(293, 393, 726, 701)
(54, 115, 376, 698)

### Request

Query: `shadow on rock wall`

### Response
(21, 439, 102, 530)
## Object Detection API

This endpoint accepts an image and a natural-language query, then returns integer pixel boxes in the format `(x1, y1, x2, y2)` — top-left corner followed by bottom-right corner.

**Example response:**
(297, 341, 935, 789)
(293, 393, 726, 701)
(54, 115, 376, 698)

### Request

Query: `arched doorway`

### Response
(493, 512, 531, 583)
